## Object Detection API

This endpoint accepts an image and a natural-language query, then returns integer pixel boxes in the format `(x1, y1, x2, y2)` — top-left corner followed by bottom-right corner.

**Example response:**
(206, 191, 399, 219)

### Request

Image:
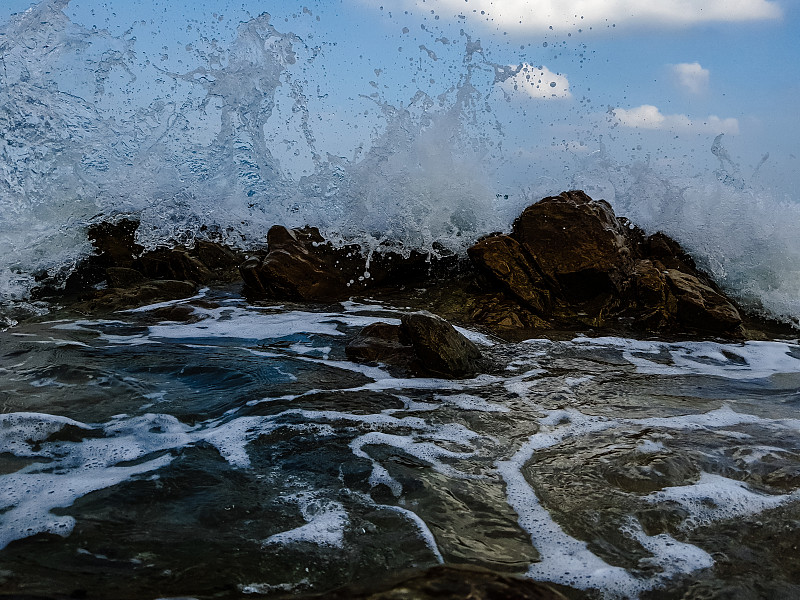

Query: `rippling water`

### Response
(2, 290, 800, 598)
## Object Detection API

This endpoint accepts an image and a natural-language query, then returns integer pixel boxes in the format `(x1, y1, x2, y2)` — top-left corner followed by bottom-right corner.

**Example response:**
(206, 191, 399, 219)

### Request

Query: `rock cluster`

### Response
(239, 225, 460, 301)
(468, 190, 742, 336)
(37, 219, 244, 311)
(40, 190, 745, 338)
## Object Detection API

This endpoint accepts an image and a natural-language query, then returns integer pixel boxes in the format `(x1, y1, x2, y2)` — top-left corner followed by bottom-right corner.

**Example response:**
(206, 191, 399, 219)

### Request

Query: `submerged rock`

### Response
(346, 312, 485, 379)
(293, 564, 574, 600)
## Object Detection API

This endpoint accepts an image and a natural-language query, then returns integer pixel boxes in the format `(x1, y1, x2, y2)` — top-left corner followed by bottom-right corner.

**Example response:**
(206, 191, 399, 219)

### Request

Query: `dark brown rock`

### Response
(346, 313, 486, 379)
(292, 564, 575, 600)
(665, 269, 742, 334)
(511, 190, 633, 301)
(401, 311, 484, 378)
(465, 189, 744, 336)
(134, 248, 214, 284)
(468, 235, 552, 315)
(106, 267, 148, 289)
(345, 322, 414, 368)
(242, 225, 348, 301)
(86, 218, 143, 268)
(74, 279, 198, 313)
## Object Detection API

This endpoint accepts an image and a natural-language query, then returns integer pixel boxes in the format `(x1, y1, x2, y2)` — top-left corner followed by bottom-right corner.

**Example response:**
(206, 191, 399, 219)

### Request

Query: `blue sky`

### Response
(2, 0, 798, 192)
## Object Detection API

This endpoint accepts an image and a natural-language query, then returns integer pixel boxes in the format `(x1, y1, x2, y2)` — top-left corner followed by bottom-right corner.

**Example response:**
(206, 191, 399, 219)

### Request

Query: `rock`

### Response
(511, 190, 633, 301)
(135, 248, 214, 284)
(242, 225, 349, 301)
(346, 313, 485, 379)
(73, 279, 198, 313)
(401, 311, 484, 379)
(106, 267, 148, 289)
(468, 235, 552, 315)
(86, 218, 143, 268)
(191, 240, 243, 278)
(665, 269, 742, 334)
(345, 322, 415, 368)
(292, 564, 575, 600)
(241, 226, 464, 302)
(466, 189, 744, 336)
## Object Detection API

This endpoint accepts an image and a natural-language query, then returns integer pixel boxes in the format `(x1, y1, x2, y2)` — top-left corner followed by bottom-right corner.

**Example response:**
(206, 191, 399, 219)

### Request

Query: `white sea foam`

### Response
(645, 472, 800, 528)
(434, 392, 509, 412)
(263, 495, 349, 549)
(574, 336, 800, 380)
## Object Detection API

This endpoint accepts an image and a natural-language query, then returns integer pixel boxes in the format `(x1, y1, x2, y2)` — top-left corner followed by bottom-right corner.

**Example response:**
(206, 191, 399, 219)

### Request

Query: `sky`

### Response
(1, 0, 798, 192)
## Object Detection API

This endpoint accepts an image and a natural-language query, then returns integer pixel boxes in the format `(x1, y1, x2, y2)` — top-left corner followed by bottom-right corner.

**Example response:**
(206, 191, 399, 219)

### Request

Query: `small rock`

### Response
(401, 311, 484, 379)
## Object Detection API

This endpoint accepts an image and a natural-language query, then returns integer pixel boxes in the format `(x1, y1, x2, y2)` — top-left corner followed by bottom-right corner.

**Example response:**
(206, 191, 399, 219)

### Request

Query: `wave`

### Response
(1, 0, 798, 326)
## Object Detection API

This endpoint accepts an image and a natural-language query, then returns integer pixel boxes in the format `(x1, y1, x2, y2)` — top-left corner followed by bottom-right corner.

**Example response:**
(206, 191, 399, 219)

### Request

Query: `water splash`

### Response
(1, 0, 799, 326)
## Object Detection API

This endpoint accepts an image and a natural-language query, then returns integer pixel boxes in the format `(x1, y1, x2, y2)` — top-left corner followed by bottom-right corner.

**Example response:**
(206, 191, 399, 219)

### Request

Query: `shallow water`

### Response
(2, 289, 800, 599)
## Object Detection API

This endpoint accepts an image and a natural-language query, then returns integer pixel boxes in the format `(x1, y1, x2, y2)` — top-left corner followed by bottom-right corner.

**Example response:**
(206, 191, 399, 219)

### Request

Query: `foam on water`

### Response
(263, 494, 349, 549)
(645, 472, 800, 529)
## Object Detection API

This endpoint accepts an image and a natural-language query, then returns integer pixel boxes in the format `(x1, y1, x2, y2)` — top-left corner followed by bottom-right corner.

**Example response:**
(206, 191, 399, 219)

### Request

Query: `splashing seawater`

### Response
(1, 0, 799, 326)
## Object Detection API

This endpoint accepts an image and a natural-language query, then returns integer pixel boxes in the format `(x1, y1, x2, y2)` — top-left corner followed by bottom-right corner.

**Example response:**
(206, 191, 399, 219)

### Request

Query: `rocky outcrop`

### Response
(346, 311, 485, 379)
(290, 564, 576, 600)
(468, 190, 743, 336)
(38, 190, 749, 336)
(240, 225, 461, 302)
(35, 218, 245, 311)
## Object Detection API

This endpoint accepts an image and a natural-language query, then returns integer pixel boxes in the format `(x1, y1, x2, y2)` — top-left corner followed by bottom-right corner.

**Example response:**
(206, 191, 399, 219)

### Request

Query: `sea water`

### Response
(2, 1, 800, 598)
(1, 291, 800, 598)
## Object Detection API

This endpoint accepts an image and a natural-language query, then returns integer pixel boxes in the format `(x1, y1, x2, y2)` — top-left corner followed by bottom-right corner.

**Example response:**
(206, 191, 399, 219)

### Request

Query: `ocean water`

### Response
(2, 291, 800, 598)
(2, 2, 800, 599)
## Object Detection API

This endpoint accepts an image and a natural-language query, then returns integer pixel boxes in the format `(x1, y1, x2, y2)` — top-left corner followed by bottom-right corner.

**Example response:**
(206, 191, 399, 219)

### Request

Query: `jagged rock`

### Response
(665, 269, 742, 333)
(135, 248, 214, 284)
(512, 190, 634, 301)
(106, 267, 148, 289)
(292, 564, 575, 600)
(73, 279, 198, 313)
(241, 225, 349, 301)
(87, 218, 143, 268)
(346, 312, 485, 379)
(241, 225, 462, 302)
(468, 190, 743, 336)
(468, 235, 552, 314)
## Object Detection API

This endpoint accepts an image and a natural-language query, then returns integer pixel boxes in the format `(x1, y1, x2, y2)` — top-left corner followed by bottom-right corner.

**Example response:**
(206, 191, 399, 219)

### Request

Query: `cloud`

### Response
(403, 0, 782, 32)
(613, 105, 739, 134)
(496, 63, 571, 100)
(671, 62, 710, 95)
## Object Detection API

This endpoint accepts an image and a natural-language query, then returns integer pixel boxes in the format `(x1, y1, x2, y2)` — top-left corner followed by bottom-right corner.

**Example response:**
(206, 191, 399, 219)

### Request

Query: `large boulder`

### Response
(468, 190, 743, 336)
(511, 190, 634, 301)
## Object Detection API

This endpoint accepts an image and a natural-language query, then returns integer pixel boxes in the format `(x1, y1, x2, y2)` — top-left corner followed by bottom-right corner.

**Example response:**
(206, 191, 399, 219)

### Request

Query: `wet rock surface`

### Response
(346, 311, 486, 379)
(293, 564, 575, 600)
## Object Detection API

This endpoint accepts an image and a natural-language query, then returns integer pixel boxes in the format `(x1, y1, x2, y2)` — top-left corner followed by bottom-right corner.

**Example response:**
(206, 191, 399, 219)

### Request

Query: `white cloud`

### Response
(614, 104, 739, 134)
(496, 63, 571, 100)
(403, 0, 782, 32)
(671, 62, 710, 95)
